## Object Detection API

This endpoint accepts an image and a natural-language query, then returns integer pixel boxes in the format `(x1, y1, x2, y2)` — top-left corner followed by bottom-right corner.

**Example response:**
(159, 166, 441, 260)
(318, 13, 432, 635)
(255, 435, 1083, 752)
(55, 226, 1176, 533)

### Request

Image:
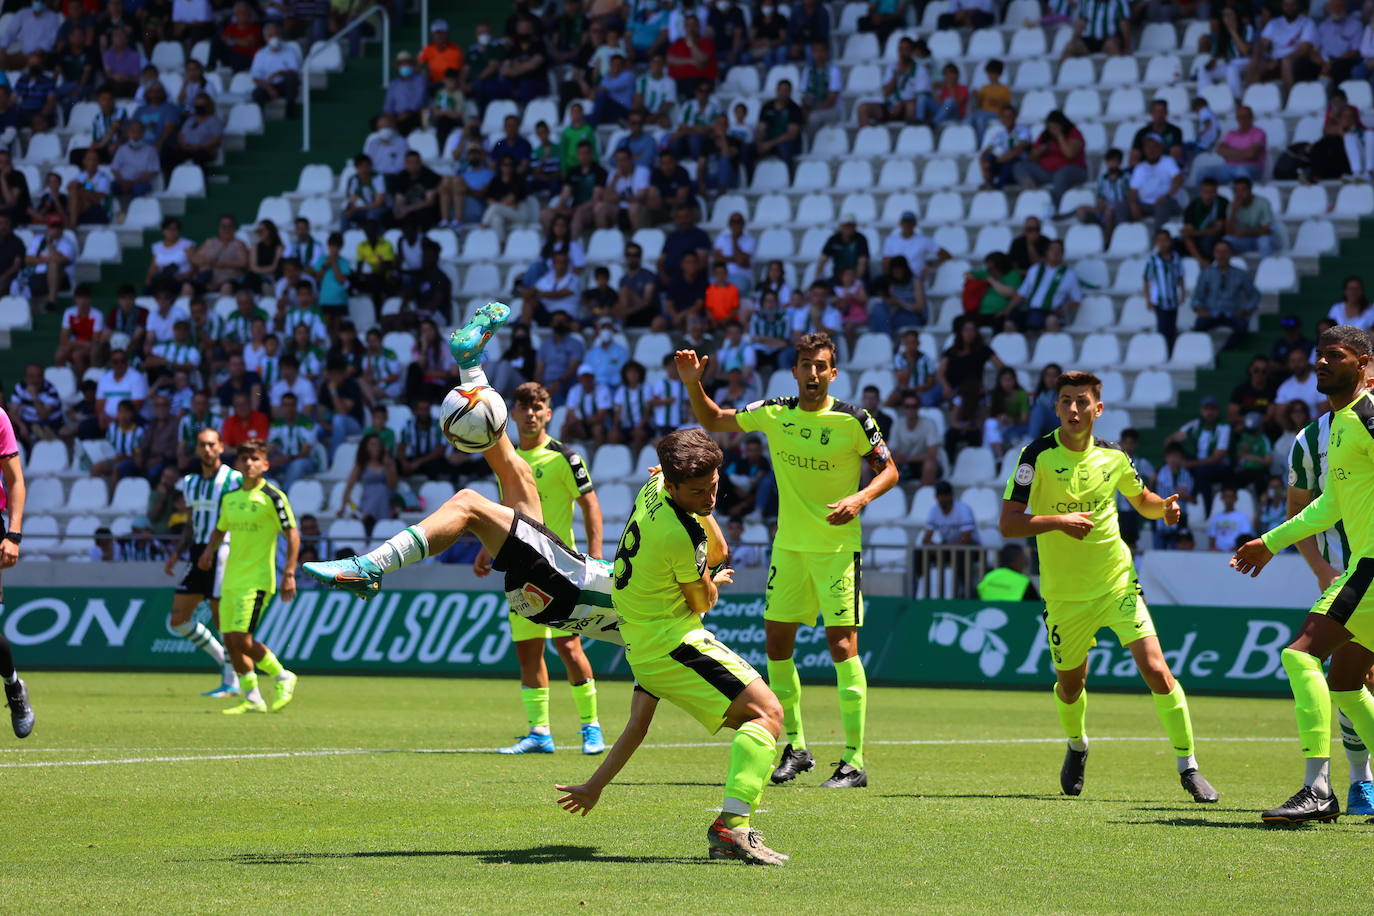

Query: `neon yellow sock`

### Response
(1282, 648, 1331, 758)
(239, 672, 260, 702)
(256, 649, 283, 678)
(1054, 683, 1087, 750)
(722, 720, 777, 828)
(766, 658, 805, 748)
(521, 686, 550, 733)
(1152, 681, 1195, 758)
(570, 680, 598, 725)
(834, 655, 867, 770)
(1333, 688, 1374, 753)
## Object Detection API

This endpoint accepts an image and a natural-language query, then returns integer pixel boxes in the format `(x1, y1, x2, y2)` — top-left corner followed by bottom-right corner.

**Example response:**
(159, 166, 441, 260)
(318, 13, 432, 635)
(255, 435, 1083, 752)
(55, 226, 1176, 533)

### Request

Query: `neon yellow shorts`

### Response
(220, 587, 270, 634)
(764, 547, 864, 628)
(629, 627, 762, 733)
(1043, 580, 1155, 671)
(1312, 557, 1374, 650)
(507, 611, 574, 643)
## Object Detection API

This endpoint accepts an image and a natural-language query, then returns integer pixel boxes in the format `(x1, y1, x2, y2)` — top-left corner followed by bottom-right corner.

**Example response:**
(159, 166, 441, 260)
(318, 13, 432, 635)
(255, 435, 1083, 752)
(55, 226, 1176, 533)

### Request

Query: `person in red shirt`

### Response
(704, 262, 740, 327)
(212, 1, 264, 73)
(418, 18, 463, 83)
(54, 283, 103, 377)
(666, 14, 717, 97)
(220, 391, 269, 460)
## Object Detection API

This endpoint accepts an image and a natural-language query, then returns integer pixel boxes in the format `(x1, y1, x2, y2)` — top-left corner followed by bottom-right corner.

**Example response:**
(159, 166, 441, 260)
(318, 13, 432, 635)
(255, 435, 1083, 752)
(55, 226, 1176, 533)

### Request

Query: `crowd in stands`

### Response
(6, 0, 1374, 567)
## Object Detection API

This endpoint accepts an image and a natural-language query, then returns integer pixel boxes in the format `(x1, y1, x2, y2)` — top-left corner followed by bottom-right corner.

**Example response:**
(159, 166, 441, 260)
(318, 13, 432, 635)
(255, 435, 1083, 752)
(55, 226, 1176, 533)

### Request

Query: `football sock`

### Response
(0, 630, 17, 682)
(722, 720, 777, 827)
(458, 364, 490, 387)
(1338, 709, 1373, 783)
(522, 686, 551, 735)
(570, 680, 599, 726)
(240, 672, 262, 704)
(256, 649, 284, 679)
(834, 655, 867, 770)
(1333, 689, 1374, 785)
(1150, 681, 1196, 769)
(1305, 757, 1332, 797)
(170, 618, 229, 666)
(1054, 683, 1088, 751)
(766, 658, 805, 749)
(1282, 648, 1332, 765)
(364, 525, 430, 574)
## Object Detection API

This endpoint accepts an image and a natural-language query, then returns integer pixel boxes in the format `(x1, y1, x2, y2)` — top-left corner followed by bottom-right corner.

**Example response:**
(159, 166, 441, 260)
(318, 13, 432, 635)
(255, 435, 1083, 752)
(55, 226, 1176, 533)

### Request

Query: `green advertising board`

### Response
(0, 589, 1308, 695)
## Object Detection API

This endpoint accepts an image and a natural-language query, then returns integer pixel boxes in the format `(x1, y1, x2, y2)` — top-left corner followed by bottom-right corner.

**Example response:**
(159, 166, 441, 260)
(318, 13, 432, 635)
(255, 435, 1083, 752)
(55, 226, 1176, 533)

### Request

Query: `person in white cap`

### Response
(419, 18, 463, 83)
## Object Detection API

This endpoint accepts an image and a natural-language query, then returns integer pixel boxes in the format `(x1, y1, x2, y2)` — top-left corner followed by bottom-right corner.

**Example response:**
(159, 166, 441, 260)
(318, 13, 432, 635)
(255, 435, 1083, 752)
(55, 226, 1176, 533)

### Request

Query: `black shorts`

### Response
(176, 542, 227, 598)
(1082, 36, 1106, 53)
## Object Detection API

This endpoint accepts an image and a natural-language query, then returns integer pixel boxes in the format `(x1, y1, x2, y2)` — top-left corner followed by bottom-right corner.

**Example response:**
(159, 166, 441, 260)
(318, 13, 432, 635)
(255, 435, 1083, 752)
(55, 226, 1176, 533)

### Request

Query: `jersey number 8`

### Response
(613, 520, 641, 589)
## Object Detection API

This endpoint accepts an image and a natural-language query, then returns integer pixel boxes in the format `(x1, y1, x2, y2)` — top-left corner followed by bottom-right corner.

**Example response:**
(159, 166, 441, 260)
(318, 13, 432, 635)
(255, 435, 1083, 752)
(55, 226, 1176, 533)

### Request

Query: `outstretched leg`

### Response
(1127, 635, 1217, 803)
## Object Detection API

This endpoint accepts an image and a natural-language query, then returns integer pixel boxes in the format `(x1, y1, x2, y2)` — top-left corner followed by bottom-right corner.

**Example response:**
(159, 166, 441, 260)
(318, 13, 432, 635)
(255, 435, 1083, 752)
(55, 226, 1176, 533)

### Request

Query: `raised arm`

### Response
(675, 349, 743, 433)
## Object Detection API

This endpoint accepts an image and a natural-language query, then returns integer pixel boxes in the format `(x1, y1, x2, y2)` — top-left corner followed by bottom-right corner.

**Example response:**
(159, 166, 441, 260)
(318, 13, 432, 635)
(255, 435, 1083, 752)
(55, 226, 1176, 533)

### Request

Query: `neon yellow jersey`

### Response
(512, 437, 593, 549)
(735, 396, 886, 553)
(1265, 392, 1374, 559)
(611, 474, 708, 659)
(216, 482, 296, 596)
(1003, 430, 1144, 602)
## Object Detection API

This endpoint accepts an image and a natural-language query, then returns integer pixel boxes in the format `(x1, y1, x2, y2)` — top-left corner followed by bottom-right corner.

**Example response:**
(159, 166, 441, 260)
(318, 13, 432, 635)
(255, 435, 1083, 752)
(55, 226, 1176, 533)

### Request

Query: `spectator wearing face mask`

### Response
(250, 23, 302, 108)
(383, 50, 429, 136)
(164, 93, 223, 176)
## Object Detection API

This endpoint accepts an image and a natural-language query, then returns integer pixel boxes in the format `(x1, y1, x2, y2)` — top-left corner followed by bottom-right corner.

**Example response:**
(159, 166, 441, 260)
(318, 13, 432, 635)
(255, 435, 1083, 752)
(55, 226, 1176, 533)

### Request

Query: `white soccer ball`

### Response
(440, 384, 509, 453)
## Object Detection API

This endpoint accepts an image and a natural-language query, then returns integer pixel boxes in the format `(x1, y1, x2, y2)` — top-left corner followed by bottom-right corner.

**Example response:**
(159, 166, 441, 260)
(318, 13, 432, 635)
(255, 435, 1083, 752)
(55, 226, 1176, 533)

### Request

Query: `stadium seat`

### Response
(1254, 257, 1296, 294)
(933, 225, 969, 257)
(1062, 88, 1102, 121)
(720, 65, 760, 96)
(1028, 332, 1074, 368)
(321, 442, 358, 481)
(592, 444, 633, 481)
(1335, 184, 1374, 217)
(962, 487, 1001, 525)
(1106, 222, 1150, 258)
(791, 160, 830, 191)
(750, 159, 790, 192)
(807, 126, 848, 160)
(863, 487, 909, 526)
(949, 446, 996, 487)
(850, 333, 895, 370)
(927, 29, 963, 59)
(1005, 0, 1041, 26)
(930, 260, 969, 295)
(1138, 21, 1177, 52)
(460, 264, 500, 297)
(226, 103, 264, 135)
(1241, 82, 1280, 116)
(327, 519, 368, 554)
(1169, 332, 1215, 368)
(1117, 295, 1153, 331)
(293, 163, 334, 196)
(596, 483, 634, 525)
(795, 193, 836, 227)
(287, 480, 325, 517)
(1100, 56, 1140, 88)
(752, 193, 791, 227)
(966, 29, 1004, 60)
(835, 160, 874, 191)
(459, 228, 501, 263)
(631, 228, 665, 261)
(20, 132, 61, 165)
(762, 64, 800, 97)
(866, 525, 911, 571)
(1012, 58, 1051, 90)
(936, 125, 975, 156)
(755, 227, 794, 261)
(1122, 333, 1168, 368)
(839, 32, 879, 64)
(123, 197, 162, 231)
(844, 63, 883, 97)
(59, 516, 102, 556)
(1125, 369, 1174, 407)
(298, 196, 333, 230)
(1010, 190, 1052, 224)
(1063, 224, 1104, 259)
(61, 478, 109, 515)
(254, 196, 293, 227)
(1285, 185, 1328, 220)
(966, 190, 1008, 225)
(111, 477, 151, 514)
(1142, 55, 1183, 87)
(1284, 81, 1326, 115)
(1292, 218, 1337, 257)
(77, 229, 119, 265)
(973, 225, 1012, 257)
(1073, 296, 1115, 331)
(1096, 409, 1129, 441)
(894, 126, 934, 156)
(501, 228, 542, 263)
(1056, 57, 1095, 89)
(1097, 370, 1127, 404)
(26, 440, 68, 477)
(167, 163, 206, 197)
(22, 515, 59, 554)
(879, 192, 920, 226)
(989, 332, 1028, 367)
(910, 485, 936, 525)
(880, 158, 918, 190)
(1075, 333, 1122, 370)
(919, 158, 958, 190)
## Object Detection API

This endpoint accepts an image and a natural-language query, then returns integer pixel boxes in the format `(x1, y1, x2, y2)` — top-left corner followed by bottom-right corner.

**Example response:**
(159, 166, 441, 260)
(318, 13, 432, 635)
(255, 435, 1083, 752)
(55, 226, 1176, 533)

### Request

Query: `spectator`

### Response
(799, 40, 842, 130)
(784, 0, 831, 62)
(109, 120, 161, 209)
(923, 480, 978, 545)
(267, 391, 318, 489)
(246, 219, 284, 294)
(868, 256, 924, 334)
(215, 351, 264, 411)
(0, 0, 60, 69)
(176, 59, 220, 117)
(711, 211, 755, 294)
(220, 390, 269, 460)
(419, 19, 462, 83)
(429, 67, 466, 146)
(645, 149, 694, 225)
(91, 398, 145, 489)
(1008, 238, 1083, 331)
(1144, 228, 1187, 349)
(858, 0, 910, 44)
(979, 104, 1033, 190)
(28, 170, 67, 227)
(350, 220, 395, 316)
(12, 52, 56, 127)
(133, 81, 181, 150)
(359, 328, 402, 403)
(557, 101, 597, 171)
(664, 250, 708, 329)
(364, 113, 409, 178)
(1129, 98, 1185, 167)
(704, 261, 741, 328)
(95, 349, 149, 427)
(309, 234, 351, 327)
(647, 353, 689, 436)
(537, 211, 588, 273)
(562, 364, 613, 445)
(24, 214, 75, 311)
(1315, 0, 1363, 83)
(437, 143, 492, 227)
(9, 363, 62, 446)
(983, 367, 1031, 458)
(670, 80, 722, 162)
(747, 2, 789, 67)
(966, 250, 1025, 330)
(66, 148, 113, 226)
(940, 0, 997, 27)
(858, 36, 930, 127)
(535, 312, 586, 403)
(101, 27, 144, 97)
(341, 153, 389, 229)
(383, 50, 429, 136)
(611, 360, 652, 449)
(284, 217, 320, 267)
(527, 121, 563, 197)
(1328, 276, 1374, 331)
(404, 239, 452, 323)
(616, 241, 659, 327)
(755, 79, 803, 172)
(1179, 176, 1229, 264)
(55, 25, 99, 107)
(1207, 485, 1254, 551)
(141, 392, 181, 480)
(666, 13, 717, 97)
(1013, 110, 1087, 210)
(463, 21, 505, 108)
(269, 350, 317, 414)
(889, 392, 941, 485)
(1191, 239, 1260, 351)
(817, 214, 870, 284)
(1198, 3, 1256, 99)
(1271, 399, 1310, 477)
(633, 51, 677, 126)
(658, 202, 711, 288)
(497, 18, 549, 104)
(588, 51, 634, 126)
(392, 150, 441, 230)
(143, 285, 190, 353)
(0, 151, 31, 225)
(251, 23, 303, 108)
(970, 60, 1010, 142)
(164, 93, 224, 176)
(480, 154, 537, 239)
(172, 0, 214, 44)
(615, 110, 658, 170)
(192, 213, 250, 293)
(0, 212, 20, 297)
(1231, 411, 1273, 493)
(1222, 176, 1279, 257)
(1320, 103, 1374, 181)
(318, 355, 366, 459)
(523, 249, 582, 324)
(580, 316, 630, 391)
(145, 320, 202, 383)
(397, 396, 448, 479)
(1007, 219, 1050, 270)
(1165, 396, 1230, 507)
(55, 285, 104, 377)
(212, 1, 264, 72)
(930, 63, 969, 128)
(1062, 0, 1132, 60)
(744, 288, 792, 371)
(1229, 355, 1277, 426)
(1196, 106, 1266, 184)
(892, 329, 940, 407)
(1246, 0, 1318, 92)
(1122, 136, 1183, 231)
(1274, 346, 1323, 416)
(937, 316, 1004, 401)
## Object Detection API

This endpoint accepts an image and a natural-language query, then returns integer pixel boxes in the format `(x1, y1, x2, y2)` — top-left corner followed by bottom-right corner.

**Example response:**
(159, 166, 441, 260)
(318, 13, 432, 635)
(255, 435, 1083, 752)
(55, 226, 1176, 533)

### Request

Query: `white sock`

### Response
(364, 525, 430, 573)
(171, 618, 229, 666)
(459, 364, 490, 387)
(222, 662, 240, 685)
(1067, 737, 1088, 752)
(1176, 754, 1198, 774)
(531, 725, 551, 735)
(1304, 757, 1332, 797)
(1339, 711, 1373, 783)
(246, 685, 263, 703)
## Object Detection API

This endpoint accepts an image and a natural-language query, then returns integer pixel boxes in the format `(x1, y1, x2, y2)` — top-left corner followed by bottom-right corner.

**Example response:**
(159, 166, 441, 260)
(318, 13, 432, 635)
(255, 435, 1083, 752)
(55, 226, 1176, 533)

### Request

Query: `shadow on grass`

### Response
(215, 845, 713, 867)
(616, 780, 721, 788)
(879, 793, 1069, 801)
(1115, 815, 1302, 831)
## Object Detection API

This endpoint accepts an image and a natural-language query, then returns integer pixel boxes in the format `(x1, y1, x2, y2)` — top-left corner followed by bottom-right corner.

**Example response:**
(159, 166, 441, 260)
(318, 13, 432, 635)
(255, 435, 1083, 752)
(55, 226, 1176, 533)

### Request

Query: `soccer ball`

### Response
(440, 384, 509, 453)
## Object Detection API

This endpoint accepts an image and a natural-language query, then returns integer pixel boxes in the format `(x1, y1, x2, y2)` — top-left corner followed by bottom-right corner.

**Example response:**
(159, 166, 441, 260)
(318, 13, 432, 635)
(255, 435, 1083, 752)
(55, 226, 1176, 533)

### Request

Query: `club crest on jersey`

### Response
(1014, 464, 1034, 486)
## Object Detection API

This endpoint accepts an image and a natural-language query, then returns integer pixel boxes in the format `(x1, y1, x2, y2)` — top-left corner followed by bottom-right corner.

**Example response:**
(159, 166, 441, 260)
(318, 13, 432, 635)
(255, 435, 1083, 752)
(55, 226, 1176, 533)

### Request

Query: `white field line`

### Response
(0, 736, 1294, 769)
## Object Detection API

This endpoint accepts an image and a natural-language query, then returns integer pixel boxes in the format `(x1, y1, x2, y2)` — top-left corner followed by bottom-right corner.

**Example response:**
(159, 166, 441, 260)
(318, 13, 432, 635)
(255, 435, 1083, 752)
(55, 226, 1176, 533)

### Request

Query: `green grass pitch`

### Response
(4, 672, 1371, 913)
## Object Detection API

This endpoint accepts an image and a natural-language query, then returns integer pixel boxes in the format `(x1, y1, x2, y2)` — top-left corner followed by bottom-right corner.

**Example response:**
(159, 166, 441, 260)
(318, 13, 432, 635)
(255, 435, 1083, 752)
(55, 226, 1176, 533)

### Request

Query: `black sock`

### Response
(0, 633, 16, 684)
